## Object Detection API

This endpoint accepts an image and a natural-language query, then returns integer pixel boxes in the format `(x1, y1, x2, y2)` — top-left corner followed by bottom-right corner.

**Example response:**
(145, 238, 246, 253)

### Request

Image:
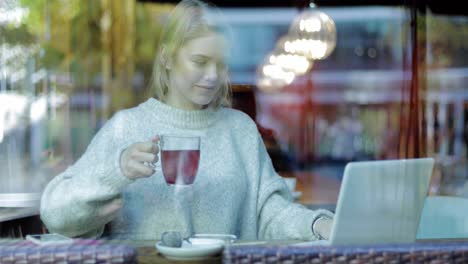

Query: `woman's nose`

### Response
(204, 63, 218, 81)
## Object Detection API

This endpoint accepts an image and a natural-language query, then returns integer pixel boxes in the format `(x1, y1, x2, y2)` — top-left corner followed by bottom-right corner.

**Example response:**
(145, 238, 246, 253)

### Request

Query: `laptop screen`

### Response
(329, 158, 434, 245)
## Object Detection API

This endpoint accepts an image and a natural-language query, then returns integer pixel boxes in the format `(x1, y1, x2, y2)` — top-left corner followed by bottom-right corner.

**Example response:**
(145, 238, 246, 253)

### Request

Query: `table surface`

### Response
(2, 238, 468, 264)
(128, 239, 468, 264)
(0, 207, 39, 222)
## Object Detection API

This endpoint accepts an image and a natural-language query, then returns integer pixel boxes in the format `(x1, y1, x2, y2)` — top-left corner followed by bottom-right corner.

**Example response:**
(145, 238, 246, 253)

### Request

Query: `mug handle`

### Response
(144, 136, 161, 171)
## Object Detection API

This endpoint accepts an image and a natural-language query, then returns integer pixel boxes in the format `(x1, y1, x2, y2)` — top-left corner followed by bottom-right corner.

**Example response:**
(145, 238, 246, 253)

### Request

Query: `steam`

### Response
(174, 184, 194, 239)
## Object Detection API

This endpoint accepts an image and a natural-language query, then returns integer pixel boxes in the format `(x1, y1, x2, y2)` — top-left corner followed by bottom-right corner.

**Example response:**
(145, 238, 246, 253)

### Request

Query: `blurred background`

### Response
(0, 0, 467, 235)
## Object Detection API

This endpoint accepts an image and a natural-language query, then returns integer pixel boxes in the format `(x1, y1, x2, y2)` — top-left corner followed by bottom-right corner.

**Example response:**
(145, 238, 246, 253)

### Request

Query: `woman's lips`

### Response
(195, 85, 214, 90)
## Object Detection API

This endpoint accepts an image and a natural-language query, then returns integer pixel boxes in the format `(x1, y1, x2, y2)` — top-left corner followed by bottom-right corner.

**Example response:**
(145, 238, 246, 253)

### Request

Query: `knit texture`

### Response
(40, 98, 330, 240)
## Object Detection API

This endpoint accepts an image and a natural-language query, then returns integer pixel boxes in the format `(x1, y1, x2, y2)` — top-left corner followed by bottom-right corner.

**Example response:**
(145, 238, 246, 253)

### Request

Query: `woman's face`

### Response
(166, 32, 227, 110)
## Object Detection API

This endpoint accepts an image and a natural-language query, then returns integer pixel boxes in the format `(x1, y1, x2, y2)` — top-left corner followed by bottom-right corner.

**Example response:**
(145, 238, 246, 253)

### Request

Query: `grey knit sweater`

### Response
(40, 98, 331, 240)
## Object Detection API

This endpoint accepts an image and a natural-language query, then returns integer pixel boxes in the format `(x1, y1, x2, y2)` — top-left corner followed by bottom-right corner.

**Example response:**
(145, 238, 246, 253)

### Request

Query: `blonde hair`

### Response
(150, 0, 231, 109)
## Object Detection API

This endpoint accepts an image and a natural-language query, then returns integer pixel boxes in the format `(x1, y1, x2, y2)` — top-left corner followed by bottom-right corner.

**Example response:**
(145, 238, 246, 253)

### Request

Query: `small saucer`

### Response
(156, 238, 225, 261)
(193, 233, 237, 243)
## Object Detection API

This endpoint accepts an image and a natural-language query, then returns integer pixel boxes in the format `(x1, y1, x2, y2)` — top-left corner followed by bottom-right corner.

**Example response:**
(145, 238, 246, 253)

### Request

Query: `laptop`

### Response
(298, 158, 434, 246)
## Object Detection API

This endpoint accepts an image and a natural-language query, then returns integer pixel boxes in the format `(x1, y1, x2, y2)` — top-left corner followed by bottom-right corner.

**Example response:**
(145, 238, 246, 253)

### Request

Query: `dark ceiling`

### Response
(137, 0, 468, 16)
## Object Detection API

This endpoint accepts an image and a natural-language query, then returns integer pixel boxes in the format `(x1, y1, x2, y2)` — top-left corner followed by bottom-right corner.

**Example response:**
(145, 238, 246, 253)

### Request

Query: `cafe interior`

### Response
(0, 0, 467, 262)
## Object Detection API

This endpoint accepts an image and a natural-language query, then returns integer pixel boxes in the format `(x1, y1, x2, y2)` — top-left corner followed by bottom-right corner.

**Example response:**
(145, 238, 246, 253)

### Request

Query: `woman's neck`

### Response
(142, 98, 219, 129)
(165, 95, 209, 111)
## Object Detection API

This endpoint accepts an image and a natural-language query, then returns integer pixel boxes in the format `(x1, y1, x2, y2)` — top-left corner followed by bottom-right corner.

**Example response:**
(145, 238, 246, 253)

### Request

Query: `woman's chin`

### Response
(192, 96, 214, 107)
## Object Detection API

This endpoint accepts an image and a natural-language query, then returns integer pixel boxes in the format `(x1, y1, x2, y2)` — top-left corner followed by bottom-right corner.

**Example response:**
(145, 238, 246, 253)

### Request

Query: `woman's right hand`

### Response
(120, 136, 160, 180)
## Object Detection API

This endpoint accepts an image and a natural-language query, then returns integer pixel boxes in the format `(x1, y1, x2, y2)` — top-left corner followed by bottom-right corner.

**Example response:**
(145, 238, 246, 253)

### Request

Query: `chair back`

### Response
(417, 195, 468, 239)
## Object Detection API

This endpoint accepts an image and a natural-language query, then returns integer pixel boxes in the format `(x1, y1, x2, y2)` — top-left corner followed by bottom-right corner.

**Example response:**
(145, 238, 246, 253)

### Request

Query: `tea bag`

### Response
(161, 231, 182, 247)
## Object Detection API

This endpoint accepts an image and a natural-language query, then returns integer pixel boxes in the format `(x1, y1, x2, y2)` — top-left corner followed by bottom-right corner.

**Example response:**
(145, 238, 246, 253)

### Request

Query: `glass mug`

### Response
(157, 135, 201, 185)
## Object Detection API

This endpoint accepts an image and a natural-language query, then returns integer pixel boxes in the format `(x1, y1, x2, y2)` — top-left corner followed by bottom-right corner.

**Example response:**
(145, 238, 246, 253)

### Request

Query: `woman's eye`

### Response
(192, 59, 207, 66)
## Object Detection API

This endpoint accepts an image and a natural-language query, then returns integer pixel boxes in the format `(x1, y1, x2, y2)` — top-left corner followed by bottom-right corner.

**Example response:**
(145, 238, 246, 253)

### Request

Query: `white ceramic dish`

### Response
(156, 238, 225, 261)
(193, 233, 237, 243)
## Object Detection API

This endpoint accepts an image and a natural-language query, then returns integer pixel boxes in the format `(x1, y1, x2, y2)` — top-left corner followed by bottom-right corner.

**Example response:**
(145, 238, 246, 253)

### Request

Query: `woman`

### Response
(40, 0, 333, 241)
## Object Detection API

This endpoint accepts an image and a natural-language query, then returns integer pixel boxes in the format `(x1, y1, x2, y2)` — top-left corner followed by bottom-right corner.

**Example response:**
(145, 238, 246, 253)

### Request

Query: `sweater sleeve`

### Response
(40, 112, 135, 238)
(252, 129, 334, 240)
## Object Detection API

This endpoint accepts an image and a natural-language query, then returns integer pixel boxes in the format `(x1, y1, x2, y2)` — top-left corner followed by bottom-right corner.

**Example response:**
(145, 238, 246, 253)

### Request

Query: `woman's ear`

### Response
(161, 46, 172, 70)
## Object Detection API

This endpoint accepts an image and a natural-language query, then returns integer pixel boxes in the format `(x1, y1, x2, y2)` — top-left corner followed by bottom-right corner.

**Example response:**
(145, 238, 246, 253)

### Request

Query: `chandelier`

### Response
(257, 3, 337, 92)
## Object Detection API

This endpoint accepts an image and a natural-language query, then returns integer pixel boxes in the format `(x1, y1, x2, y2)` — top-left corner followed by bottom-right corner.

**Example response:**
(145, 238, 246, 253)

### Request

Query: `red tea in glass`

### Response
(162, 150, 200, 184)
(160, 135, 200, 185)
